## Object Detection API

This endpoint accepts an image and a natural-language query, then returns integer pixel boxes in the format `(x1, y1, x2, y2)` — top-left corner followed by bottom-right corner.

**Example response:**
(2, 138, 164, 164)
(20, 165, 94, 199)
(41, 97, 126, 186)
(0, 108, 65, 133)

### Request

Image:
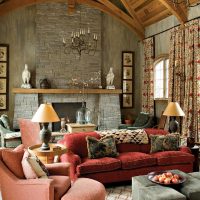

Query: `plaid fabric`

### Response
(96, 129, 149, 144)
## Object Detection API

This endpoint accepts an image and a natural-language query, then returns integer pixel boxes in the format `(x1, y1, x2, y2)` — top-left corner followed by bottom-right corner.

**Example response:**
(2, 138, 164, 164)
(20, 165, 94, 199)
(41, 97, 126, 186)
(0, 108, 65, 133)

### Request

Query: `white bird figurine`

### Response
(21, 64, 32, 88)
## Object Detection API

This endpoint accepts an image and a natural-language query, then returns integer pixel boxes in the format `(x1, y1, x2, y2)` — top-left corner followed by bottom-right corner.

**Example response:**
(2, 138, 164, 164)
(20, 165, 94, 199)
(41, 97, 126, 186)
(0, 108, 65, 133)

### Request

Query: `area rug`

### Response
(106, 185, 132, 200)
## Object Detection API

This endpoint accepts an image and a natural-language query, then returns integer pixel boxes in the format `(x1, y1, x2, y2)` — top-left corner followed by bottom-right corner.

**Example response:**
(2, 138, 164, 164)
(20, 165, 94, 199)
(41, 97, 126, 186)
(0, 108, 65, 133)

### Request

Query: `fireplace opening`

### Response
(52, 102, 85, 131)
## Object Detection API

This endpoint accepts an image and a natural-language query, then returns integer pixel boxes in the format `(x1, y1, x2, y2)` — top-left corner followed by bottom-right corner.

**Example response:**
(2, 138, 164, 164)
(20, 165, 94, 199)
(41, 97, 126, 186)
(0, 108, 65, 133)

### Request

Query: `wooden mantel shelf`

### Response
(12, 88, 122, 94)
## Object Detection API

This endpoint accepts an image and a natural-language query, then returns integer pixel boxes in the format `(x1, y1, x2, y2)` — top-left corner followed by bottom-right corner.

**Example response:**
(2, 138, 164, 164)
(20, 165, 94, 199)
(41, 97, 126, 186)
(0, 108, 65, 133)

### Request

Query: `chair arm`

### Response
(3, 179, 54, 200)
(45, 162, 70, 176)
(60, 152, 81, 181)
(179, 146, 192, 154)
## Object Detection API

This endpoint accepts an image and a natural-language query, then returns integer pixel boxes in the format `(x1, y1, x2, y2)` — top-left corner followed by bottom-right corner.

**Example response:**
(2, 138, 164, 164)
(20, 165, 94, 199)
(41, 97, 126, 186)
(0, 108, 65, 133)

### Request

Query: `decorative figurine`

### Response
(21, 64, 32, 88)
(106, 67, 115, 89)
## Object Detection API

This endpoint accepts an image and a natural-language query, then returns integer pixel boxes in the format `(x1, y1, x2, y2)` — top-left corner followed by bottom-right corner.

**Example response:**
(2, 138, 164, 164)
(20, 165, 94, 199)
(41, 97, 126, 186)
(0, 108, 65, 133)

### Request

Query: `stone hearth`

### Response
(13, 93, 121, 130)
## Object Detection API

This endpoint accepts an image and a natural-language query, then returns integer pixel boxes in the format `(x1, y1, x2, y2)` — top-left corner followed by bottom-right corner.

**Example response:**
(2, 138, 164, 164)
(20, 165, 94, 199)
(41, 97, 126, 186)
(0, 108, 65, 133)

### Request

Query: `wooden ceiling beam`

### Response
(119, 0, 144, 30)
(96, 0, 144, 39)
(67, 0, 76, 14)
(158, 0, 187, 24)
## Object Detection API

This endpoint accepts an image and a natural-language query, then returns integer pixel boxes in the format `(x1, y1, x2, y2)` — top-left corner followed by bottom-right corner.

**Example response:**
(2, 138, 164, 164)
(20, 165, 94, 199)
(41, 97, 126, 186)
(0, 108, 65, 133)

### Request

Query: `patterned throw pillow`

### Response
(96, 129, 149, 144)
(86, 136, 118, 159)
(150, 133, 180, 153)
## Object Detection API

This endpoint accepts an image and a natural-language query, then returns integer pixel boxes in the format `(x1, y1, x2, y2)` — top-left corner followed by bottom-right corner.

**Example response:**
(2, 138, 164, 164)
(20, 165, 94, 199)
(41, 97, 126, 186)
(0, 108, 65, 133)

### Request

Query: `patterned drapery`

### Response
(142, 37, 154, 114)
(169, 19, 200, 141)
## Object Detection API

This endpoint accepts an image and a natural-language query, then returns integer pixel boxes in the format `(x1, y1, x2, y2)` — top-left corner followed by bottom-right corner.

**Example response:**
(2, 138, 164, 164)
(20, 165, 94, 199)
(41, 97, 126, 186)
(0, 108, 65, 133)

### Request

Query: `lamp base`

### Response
(40, 123, 51, 151)
(169, 117, 179, 133)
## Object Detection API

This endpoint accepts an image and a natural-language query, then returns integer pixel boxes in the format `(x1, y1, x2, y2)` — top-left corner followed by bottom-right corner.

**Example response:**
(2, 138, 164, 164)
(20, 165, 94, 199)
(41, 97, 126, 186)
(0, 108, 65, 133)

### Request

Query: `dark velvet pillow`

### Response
(86, 135, 118, 159)
(150, 133, 180, 153)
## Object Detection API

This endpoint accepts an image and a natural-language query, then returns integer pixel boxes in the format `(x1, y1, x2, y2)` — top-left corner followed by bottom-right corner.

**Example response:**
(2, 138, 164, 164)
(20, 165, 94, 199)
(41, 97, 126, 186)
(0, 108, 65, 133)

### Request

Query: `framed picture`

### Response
(0, 44, 9, 110)
(123, 80, 132, 93)
(0, 63, 7, 77)
(123, 66, 132, 79)
(0, 46, 7, 62)
(122, 51, 133, 66)
(122, 94, 133, 108)
(0, 79, 7, 93)
(121, 51, 134, 108)
(0, 94, 6, 110)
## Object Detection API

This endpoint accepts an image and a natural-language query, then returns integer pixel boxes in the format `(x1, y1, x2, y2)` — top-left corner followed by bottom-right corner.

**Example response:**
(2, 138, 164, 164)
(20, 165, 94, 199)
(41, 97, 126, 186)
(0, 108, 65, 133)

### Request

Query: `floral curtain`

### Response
(169, 19, 200, 141)
(142, 37, 154, 114)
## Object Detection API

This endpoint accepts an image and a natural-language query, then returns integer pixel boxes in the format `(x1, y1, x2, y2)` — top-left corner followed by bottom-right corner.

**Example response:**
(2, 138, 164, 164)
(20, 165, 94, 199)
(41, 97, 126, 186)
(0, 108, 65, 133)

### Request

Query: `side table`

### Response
(190, 145, 199, 172)
(28, 143, 67, 164)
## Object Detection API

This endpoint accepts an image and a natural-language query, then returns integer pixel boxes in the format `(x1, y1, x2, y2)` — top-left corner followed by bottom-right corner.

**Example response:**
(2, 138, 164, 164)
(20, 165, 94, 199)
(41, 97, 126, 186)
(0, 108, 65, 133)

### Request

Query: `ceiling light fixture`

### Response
(62, 10, 98, 57)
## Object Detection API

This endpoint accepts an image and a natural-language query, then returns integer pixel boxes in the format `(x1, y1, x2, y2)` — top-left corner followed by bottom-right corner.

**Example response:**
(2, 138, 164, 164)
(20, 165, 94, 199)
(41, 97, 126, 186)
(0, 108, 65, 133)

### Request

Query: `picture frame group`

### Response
(121, 51, 134, 108)
(0, 44, 9, 110)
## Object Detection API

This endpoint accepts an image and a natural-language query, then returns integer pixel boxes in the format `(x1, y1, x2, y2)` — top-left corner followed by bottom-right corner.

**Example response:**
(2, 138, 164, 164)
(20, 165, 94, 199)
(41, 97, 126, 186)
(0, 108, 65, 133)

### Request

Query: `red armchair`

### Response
(0, 148, 106, 200)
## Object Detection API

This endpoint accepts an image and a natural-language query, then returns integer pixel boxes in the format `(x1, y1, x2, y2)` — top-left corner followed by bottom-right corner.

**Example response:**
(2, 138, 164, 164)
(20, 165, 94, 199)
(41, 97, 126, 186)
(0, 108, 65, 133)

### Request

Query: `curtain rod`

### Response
(145, 15, 200, 39)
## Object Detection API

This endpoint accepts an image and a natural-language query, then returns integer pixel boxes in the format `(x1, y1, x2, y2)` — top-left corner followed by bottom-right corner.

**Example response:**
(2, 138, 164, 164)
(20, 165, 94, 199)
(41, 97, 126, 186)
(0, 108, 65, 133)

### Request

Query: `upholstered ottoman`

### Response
(61, 178, 106, 200)
(132, 175, 186, 200)
(176, 170, 200, 200)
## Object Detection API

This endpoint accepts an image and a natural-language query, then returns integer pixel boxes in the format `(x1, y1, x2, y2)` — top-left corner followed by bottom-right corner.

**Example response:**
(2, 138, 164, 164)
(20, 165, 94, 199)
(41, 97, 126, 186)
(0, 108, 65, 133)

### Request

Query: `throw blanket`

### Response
(96, 129, 149, 144)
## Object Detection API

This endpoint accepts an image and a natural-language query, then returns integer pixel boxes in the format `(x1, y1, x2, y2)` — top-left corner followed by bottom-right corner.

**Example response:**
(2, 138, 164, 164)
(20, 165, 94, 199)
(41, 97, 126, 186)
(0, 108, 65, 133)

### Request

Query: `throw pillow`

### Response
(150, 133, 180, 153)
(2, 149, 25, 179)
(86, 135, 118, 159)
(21, 150, 49, 179)
(96, 129, 149, 144)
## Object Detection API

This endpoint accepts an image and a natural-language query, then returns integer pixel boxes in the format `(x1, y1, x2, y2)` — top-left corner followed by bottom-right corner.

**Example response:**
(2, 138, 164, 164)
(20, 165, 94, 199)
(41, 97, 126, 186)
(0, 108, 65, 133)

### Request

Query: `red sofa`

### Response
(58, 129, 194, 184)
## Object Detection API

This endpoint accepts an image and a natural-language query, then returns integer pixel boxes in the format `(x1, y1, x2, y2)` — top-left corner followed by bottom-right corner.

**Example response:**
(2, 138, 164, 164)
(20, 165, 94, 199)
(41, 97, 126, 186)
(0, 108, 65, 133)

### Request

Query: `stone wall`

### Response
(35, 3, 102, 89)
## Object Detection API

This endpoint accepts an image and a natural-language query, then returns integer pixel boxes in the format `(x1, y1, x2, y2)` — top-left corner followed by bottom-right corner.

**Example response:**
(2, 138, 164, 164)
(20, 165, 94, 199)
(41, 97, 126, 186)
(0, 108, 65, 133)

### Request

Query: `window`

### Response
(154, 57, 169, 99)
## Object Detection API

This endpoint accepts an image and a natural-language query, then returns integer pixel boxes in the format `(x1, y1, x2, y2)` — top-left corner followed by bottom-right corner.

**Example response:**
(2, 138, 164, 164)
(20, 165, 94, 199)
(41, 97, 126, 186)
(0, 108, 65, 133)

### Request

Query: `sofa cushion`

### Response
(117, 152, 157, 169)
(86, 136, 118, 158)
(77, 157, 121, 175)
(2, 149, 25, 179)
(152, 151, 194, 165)
(150, 133, 180, 153)
(49, 175, 71, 200)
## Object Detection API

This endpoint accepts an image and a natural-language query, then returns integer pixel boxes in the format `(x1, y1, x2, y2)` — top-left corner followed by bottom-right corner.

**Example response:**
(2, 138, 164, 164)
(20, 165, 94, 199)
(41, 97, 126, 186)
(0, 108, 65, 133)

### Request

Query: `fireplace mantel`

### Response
(12, 88, 122, 94)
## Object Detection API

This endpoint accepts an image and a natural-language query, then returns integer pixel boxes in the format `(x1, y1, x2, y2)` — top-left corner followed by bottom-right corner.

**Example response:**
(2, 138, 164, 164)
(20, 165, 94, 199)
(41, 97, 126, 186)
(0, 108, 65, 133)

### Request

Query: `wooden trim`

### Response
(12, 88, 122, 94)
(67, 0, 76, 14)
(96, 0, 144, 39)
(158, 0, 187, 24)
(0, 0, 144, 39)
(119, 0, 144, 30)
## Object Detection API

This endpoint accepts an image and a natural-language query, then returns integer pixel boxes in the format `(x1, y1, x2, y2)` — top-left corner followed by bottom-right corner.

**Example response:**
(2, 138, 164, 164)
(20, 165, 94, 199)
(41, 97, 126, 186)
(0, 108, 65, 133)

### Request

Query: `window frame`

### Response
(153, 54, 169, 100)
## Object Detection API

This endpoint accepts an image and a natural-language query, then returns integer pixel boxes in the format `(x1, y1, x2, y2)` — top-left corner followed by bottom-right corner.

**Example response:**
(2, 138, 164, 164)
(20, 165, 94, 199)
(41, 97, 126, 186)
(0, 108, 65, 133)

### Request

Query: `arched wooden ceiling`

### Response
(0, 0, 199, 39)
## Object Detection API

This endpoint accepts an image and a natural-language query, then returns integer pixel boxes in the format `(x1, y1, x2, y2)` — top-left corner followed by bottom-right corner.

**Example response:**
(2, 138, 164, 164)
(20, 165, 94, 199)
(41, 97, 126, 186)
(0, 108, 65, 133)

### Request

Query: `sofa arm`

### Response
(179, 146, 192, 154)
(45, 162, 70, 176)
(60, 152, 81, 181)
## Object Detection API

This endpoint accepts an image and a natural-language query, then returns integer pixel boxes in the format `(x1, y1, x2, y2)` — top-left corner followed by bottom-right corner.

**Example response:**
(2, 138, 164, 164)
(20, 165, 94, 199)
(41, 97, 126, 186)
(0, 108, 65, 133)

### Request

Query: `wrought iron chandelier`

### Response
(62, 11, 98, 57)
(170, 0, 200, 7)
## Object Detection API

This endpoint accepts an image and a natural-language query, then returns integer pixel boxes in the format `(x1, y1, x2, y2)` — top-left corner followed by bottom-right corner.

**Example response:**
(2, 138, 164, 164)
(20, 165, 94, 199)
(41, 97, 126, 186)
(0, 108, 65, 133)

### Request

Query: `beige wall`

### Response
(0, 4, 141, 126)
(0, 6, 36, 125)
(101, 13, 142, 121)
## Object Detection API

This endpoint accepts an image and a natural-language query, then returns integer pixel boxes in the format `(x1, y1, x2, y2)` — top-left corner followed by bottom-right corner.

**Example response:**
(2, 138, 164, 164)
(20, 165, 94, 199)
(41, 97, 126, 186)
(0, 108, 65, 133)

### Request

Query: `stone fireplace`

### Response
(13, 91, 121, 130)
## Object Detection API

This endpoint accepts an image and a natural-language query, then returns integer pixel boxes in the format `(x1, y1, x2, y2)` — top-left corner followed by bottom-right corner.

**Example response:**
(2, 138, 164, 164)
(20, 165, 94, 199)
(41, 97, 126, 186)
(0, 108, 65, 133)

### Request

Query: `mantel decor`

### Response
(121, 51, 134, 108)
(0, 44, 9, 110)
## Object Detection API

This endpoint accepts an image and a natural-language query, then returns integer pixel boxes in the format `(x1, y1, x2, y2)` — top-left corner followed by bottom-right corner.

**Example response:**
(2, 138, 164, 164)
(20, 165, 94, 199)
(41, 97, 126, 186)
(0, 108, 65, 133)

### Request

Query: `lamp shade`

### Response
(163, 102, 185, 117)
(32, 103, 60, 123)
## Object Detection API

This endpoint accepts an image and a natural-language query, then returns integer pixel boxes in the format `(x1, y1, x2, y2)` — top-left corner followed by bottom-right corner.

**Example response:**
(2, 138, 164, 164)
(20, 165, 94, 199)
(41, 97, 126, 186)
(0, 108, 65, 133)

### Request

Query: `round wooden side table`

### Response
(28, 143, 67, 164)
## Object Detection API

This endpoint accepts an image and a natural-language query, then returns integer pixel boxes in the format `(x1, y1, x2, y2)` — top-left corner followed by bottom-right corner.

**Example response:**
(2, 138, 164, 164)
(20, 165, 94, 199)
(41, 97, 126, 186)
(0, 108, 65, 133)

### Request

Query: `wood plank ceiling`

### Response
(0, 0, 199, 39)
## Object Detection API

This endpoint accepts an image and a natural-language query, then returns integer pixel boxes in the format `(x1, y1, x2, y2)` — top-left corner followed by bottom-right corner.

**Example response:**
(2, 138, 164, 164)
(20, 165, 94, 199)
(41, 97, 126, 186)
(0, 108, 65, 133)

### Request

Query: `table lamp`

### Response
(163, 102, 185, 133)
(32, 103, 60, 150)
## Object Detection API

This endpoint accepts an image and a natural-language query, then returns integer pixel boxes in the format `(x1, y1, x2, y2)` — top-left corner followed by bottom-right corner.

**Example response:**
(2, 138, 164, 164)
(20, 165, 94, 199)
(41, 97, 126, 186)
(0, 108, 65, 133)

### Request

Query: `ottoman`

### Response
(61, 178, 106, 200)
(132, 174, 186, 200)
